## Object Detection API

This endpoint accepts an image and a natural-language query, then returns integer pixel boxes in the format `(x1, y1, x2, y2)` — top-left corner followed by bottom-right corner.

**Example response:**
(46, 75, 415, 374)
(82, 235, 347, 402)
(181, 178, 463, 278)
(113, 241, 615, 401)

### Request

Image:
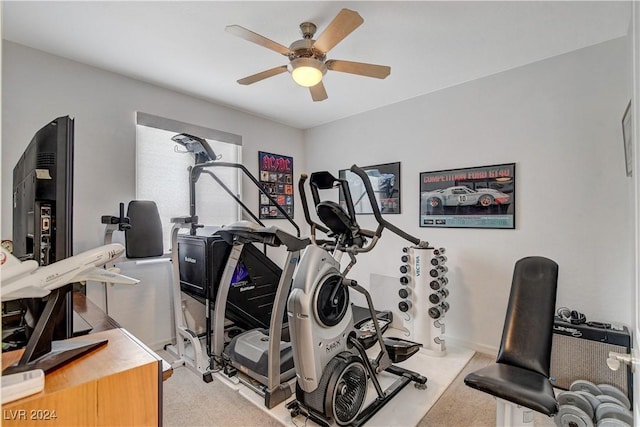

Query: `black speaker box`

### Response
(550, 319, 632, 401)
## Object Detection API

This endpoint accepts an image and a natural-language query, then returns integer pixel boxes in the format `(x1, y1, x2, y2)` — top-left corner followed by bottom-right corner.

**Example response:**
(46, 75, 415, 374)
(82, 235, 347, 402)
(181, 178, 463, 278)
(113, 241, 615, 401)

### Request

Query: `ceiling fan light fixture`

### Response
(228, 9, 388, 101)
(290, 57, 327, 87)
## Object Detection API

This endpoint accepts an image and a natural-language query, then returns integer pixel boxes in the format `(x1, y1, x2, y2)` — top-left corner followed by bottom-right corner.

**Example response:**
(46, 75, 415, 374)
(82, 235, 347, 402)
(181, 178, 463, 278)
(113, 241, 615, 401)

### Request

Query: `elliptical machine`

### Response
(286, 165, 428, 426)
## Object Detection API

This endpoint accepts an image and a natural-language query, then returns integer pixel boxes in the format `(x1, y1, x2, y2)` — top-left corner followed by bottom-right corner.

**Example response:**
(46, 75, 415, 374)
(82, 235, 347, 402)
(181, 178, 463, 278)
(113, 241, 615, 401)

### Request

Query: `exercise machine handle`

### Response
(359, 228, 376, 238)
(100, 202, 131, 230)
(349, 164, 426, 247)
(191, 161, 301, 237)
(298, 174, 329, 234)
(200, 170, 264, 228)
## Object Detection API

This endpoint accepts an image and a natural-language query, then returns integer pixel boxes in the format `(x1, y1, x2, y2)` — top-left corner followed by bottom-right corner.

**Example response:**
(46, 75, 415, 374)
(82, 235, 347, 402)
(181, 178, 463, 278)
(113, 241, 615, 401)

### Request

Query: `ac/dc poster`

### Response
(258, 151, 294, 219)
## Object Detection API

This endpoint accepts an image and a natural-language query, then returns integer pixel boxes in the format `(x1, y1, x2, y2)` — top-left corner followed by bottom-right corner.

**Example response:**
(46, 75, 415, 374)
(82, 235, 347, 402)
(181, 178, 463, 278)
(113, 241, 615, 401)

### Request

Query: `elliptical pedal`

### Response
(354, 315, 391, 349)
(383, 337, 423, 363)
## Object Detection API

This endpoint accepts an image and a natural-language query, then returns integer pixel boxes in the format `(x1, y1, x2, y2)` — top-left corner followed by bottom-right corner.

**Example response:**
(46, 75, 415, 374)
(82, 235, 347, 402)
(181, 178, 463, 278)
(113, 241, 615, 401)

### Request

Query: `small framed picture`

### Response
(338, 162, 401, 214)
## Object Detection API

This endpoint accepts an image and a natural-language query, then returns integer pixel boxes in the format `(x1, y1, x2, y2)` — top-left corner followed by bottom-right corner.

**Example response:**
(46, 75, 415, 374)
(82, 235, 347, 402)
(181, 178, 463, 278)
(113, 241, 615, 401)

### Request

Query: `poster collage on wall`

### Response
(259, 153, 515, 230)
(258, 151, 294, 220)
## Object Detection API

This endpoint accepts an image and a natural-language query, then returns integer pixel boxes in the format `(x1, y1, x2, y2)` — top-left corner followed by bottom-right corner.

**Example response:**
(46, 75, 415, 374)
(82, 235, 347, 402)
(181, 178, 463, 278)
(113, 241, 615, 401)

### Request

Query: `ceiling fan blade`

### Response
(309, 81, 328, 102)
(326, 60, 391, 79)
(226, 25, 292, 56)
(237, 65, 288, 85)
(313, 9, 364, 54)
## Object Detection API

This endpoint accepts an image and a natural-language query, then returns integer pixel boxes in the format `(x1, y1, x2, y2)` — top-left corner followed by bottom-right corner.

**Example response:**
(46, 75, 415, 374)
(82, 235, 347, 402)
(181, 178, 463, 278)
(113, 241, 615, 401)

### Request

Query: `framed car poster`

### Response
(338, 162, 401, 214)
(258, 151, 294, 219)
(420, 163, 515, 229)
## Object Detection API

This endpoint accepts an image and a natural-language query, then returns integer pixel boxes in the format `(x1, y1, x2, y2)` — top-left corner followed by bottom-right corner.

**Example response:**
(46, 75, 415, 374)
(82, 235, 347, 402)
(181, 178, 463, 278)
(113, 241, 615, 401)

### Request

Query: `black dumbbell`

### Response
(398, 300, 412, 312)
(429, 277, 448, 290)
(430, 255, 447, 266)
(428, 302, 450, 319)
(429, 266, 447, 278)
(428, 288, 449, 304)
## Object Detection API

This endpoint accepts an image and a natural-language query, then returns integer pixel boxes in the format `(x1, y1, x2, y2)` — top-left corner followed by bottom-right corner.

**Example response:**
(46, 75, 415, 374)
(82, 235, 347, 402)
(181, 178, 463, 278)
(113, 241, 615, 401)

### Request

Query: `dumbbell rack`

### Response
(398, 246, 449, 356)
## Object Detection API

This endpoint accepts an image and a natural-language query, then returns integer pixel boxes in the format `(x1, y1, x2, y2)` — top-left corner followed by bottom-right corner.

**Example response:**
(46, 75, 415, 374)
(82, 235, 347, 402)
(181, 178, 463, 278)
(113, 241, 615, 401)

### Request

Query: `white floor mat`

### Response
(213, 338, 475, 427)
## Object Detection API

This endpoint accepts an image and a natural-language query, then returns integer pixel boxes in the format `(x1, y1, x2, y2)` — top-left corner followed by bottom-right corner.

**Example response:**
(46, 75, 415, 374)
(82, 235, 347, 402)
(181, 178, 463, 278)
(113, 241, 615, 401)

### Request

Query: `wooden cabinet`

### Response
(2, 328, 163, 426)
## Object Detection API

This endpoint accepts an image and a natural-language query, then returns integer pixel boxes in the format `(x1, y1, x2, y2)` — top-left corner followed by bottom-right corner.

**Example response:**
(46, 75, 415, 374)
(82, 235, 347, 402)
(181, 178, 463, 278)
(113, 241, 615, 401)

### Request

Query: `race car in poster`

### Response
(421, 186, 511, 209)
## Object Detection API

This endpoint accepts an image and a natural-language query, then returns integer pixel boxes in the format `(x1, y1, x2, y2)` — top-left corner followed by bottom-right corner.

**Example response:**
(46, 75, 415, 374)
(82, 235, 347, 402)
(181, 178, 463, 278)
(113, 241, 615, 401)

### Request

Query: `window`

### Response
(136, 112, 242, 249)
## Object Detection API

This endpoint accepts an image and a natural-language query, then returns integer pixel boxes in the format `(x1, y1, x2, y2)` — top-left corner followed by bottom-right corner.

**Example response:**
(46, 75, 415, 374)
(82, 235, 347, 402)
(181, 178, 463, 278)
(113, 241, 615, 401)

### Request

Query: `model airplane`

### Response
(0, 243, 138, 301)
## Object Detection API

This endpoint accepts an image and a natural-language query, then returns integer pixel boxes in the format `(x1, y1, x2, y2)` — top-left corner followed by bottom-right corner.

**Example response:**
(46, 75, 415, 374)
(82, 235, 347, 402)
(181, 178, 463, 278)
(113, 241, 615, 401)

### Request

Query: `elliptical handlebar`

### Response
(298, 174, 330, 235)
(349, 164, 428, 248)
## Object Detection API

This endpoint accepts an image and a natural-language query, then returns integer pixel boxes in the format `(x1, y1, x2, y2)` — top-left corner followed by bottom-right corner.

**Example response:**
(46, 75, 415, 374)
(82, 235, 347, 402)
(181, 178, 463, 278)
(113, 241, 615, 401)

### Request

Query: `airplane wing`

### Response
(76, 267, 140, 285)
(1, 248, 39, 284)
(1, 286, 50, 302)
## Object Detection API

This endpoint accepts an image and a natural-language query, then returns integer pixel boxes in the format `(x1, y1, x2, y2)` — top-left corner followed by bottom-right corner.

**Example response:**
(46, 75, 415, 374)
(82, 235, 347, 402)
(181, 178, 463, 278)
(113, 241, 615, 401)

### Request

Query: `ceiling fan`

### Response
(225, 8, 391, 102)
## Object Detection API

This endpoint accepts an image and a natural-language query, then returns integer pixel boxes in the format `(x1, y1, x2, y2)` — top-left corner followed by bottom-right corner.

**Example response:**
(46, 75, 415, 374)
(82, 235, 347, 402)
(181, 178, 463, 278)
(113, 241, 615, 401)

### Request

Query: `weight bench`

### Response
(464, 256, 559, 426)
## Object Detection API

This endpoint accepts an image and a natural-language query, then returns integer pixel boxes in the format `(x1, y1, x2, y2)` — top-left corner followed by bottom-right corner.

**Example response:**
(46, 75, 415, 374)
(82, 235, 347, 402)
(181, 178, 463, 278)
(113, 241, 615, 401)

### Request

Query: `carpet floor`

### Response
(161, 350, 557, 426)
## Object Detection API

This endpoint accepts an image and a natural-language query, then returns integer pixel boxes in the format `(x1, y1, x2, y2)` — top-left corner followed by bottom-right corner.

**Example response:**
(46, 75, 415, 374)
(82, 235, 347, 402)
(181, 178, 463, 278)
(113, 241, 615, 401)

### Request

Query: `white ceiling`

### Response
(2, 1, 632, 130)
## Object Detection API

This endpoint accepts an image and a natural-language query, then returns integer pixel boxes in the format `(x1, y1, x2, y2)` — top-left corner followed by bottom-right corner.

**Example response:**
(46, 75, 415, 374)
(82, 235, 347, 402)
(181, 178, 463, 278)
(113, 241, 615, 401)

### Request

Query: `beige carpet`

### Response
(161, 353, 281, 427)
(161, 351, 557, 426)
(417, 352, 555, 427)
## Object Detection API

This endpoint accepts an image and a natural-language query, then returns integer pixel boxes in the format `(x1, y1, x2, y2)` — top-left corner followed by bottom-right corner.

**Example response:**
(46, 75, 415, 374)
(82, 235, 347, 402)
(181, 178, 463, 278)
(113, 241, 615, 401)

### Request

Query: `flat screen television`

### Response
(7, 116, 75, 345)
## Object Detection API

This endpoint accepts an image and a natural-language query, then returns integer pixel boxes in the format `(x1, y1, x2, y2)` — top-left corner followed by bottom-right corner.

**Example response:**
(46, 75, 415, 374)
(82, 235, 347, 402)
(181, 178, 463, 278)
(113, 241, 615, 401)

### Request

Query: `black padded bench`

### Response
(464, 256, 559, 426)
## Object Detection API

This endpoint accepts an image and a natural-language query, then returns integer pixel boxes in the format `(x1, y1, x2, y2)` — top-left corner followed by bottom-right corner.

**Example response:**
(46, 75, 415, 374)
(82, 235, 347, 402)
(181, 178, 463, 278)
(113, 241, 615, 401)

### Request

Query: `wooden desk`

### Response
(2, 328, 163, 426)
(72, 291, 172, 381)
(72, 291, 121, 333)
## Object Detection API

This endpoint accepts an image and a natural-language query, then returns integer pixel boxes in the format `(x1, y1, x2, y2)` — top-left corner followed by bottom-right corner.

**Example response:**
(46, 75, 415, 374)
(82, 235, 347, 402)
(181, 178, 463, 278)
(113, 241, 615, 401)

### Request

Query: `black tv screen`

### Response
(13, 116, 74, 264)
(9, 116, 75, 342)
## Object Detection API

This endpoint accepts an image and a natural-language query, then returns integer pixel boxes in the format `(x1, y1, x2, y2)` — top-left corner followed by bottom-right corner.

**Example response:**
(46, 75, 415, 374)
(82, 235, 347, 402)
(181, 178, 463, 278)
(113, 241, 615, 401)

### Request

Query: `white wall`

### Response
(2, 37, 634, 354)
(2, 41, 305, 249)
(304, 37, 633, 353)
(630, 0, 640, 414)
(2, 41, 304, 348)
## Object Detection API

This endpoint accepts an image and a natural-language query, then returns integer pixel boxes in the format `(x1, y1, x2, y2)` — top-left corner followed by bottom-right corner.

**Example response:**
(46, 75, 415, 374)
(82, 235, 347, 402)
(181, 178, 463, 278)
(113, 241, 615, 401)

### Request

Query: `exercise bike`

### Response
(286, 165, 429, 426)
